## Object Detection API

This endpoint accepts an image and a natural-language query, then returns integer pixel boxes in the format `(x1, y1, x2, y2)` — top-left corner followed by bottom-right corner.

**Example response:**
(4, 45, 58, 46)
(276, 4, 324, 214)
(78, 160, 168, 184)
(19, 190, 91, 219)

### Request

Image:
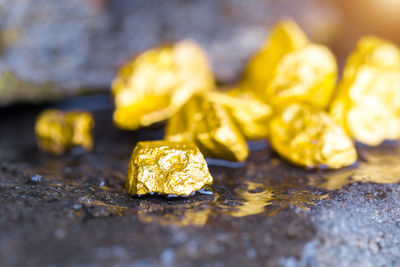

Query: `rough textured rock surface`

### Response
(0, 0, 338, 105)
(1, 95, 400, 266)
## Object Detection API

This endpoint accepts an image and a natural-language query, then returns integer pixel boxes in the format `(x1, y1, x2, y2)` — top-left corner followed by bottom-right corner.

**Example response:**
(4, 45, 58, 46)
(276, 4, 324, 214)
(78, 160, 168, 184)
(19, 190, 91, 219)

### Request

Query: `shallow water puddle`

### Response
(310, 145, 400, 190)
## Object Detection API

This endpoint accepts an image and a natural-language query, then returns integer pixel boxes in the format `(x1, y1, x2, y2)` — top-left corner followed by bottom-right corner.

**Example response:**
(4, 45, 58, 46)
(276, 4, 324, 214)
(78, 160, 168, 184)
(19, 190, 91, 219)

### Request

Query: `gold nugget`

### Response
(206, 90, 273, 140)
(112, 40, 214, 130)
(330, 36, 400, 146)
(240, 20, 337, 109)
(270, 103, 357, 169)
(126, 141, 213, 196)
(165, 93, 249, 162)
(241, 20, 308, 95)
(35, 109, 94, 155)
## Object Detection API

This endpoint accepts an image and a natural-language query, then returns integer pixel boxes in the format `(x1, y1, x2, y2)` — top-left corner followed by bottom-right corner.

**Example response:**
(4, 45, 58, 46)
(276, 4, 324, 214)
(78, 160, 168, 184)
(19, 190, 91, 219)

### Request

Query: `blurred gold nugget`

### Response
(126, 141, 213, 196)
(112, 40, 214, 130)
(241, 20, 308, 95)
(240, 20, 337, 109)
(206, 90, 273, 140)
(35, 109, 94, 155)
(270, 103, 357, 169)
(330, 36, 400, 146)
(165, 93, 249, 162)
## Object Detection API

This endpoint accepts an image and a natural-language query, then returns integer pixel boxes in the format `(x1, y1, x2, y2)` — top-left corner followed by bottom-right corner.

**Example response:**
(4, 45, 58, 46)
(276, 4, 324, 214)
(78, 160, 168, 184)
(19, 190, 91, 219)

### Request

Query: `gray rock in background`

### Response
(0, 0, 339, 105)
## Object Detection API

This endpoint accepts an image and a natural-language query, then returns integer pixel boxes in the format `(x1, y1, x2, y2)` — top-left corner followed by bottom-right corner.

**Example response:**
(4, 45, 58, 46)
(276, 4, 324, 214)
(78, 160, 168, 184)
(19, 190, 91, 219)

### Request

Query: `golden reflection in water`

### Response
(136, 180, 329, 225)
(224, 182, 275, 217)
(311, 147, 400, 190)
(216, 181, 327, 218)
(137, 201, 210, 227)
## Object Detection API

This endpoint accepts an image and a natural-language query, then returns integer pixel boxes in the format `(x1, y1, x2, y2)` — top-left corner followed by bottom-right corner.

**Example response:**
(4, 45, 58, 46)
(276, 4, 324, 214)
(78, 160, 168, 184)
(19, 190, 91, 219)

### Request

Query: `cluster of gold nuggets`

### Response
(35, 20, 400, 196)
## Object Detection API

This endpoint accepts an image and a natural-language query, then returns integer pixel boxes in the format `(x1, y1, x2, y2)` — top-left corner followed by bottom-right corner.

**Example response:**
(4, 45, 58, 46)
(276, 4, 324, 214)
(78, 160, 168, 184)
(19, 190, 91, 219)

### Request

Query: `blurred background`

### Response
(1, 0, 400, 106)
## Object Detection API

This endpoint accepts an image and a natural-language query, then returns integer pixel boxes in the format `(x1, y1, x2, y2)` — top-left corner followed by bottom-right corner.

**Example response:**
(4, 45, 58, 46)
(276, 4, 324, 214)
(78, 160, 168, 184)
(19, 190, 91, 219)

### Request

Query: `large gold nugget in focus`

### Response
(240, 20, 337, 109)
(126, 141, 213, 196)
(112, 40, 214, 130)
(35, 110, 94, 155)
(330, 36, 400, 146)
(206, 90, 273, 140)
(165, 94, 249, 162)
(270, 104, 357, 169)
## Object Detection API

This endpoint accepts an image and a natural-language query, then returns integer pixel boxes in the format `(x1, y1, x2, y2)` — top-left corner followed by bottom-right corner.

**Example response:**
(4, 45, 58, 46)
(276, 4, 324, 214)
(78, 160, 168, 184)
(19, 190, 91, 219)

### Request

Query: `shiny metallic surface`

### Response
(240, 20, 308, 96)
(330, 36, 400, 146)
(270, 103, 357, 169)
(35, 109, 94, 155)
(240, 20, 337, 109)
(207, 90, 273, 140)
(265, 44, 337, 109)
(165, 93, 249, 162)
(125, 141, 213, 196)
(112, 40, 214, 130)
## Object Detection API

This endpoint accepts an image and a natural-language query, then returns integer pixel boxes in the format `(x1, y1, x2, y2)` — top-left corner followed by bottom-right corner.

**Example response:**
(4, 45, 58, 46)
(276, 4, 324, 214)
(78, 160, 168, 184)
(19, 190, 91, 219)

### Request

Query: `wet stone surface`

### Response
(1, 95, 400, 266)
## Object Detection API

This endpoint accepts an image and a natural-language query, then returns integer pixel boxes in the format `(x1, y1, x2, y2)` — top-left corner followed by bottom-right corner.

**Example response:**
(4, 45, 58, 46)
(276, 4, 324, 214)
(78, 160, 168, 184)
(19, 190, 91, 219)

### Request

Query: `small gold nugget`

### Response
(126, 141, 213, 196)
(206, 90, 273, 140)
(330, 36, 400, 146)
(35, 109, 94, 155)
(270, 103, 357, 169)
(240, 20, 337, 109)
(165, 93, 249, 162)
(112, 40, 214, 130)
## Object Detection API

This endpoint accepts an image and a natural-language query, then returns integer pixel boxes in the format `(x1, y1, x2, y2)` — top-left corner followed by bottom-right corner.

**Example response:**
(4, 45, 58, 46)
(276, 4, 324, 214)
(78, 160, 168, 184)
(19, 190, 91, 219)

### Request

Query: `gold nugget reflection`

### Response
(216, 181, 327, 217)
(225, 182, 274, 217)
(311, 146, 400, 190)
